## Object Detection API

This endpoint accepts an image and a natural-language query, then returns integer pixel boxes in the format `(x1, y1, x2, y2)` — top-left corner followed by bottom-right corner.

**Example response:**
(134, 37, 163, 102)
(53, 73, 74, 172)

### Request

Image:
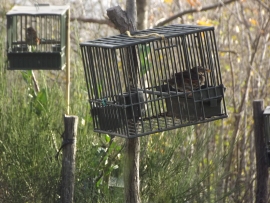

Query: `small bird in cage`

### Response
(26, 27, 40, 52)
(163, 66, 211, 92)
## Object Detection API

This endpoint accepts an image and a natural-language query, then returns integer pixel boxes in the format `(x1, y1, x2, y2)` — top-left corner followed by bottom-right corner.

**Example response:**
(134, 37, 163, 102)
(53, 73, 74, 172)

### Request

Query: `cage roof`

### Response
(80, 24, 214, 48)
(6, 5, 69, 16)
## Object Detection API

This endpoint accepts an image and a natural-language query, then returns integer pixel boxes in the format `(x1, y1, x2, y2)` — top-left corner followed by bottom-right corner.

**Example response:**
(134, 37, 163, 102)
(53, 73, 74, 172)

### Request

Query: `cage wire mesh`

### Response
(6, 4, 69, 70)
(80, 24, 227, 138)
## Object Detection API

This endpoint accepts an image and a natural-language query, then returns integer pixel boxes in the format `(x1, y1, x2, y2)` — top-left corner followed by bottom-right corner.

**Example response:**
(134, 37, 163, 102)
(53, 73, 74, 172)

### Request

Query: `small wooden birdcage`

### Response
(6, 4, 69, 70)
(263, 106, 270, 166)
(80, 24, 227, 138)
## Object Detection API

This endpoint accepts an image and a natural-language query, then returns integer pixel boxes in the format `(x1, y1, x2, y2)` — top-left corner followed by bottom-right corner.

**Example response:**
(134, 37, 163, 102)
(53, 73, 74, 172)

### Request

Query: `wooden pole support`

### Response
(61, 115, 78, 203)
(253, 100, 269, 203)
(124, 137, 140, 203)
(66, 8, 71, 115)
(107, 3, 141, 202)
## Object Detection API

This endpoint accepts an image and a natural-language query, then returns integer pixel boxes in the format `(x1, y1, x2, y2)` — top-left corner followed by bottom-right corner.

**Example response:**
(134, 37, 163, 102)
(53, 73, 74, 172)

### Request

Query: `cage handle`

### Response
(125, 31, 165, 40)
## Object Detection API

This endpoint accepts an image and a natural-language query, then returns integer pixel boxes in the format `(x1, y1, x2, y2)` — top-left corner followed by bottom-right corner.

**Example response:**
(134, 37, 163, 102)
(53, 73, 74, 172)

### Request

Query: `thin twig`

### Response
(218, 49, 239, 56)
(31, 70, 40, 94)
(155, 0, 240, 27)
(256, 0, 270, 12)
(70, 17, 114, 27)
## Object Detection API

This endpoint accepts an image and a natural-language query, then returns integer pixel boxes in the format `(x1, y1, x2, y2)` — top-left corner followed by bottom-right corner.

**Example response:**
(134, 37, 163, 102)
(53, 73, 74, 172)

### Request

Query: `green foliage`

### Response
(0, 71, 63, 202)
(74, 133, 124, 203)
(140, 126, 227, 203)
(138, 44, 152, 75)
(21, 70, 49, 115)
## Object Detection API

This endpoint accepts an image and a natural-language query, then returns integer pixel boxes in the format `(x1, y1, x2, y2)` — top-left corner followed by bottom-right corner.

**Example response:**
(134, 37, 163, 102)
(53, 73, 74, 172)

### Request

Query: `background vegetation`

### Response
(1, 0, 270, 202)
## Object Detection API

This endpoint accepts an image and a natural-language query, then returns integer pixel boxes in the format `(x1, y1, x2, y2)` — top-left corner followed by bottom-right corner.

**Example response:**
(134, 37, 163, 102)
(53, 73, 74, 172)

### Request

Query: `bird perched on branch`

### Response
(26, 27, 40, 46)
(163, 66, 211, 92)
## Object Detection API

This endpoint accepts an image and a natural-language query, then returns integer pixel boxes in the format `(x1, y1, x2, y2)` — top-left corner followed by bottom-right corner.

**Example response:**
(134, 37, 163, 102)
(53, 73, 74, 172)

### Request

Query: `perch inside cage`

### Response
(80, 24, 227, 138)
(6, 4, 69, 70)
(263, 106, 270, 167)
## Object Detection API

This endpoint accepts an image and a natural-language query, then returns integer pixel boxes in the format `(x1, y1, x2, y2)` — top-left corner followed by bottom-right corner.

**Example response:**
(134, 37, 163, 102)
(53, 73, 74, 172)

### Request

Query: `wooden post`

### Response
(66, 8, 70, 115)
(61, 115, 78, 203)
(253, 100, 269, 203)
(107, 2, 141, 202)
(123, 2, 140, 202)
(124, 138, 140, 203)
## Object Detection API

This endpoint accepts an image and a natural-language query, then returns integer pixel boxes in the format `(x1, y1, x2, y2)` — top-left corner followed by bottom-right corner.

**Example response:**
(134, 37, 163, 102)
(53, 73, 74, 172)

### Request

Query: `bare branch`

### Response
(218, 49, 239, 56)
(155, 0, 240, 27)
(256, 0, 270, 12)
(137, 0, 148, 30)
(70, 17, 114, 27)
(126, 0, 137, 31)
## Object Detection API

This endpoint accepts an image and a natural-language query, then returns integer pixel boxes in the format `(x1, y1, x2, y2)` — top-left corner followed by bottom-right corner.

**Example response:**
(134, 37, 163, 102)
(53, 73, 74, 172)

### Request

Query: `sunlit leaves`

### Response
(197, 18, 219, 27)
(163, 0, 173, 5)
(249, 18, 258, 26)
(187, 0, 201, 7)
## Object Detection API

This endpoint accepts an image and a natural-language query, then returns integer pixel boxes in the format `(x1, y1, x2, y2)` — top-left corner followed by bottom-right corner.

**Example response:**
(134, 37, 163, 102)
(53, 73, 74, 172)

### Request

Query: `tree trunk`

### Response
(107, 1, 141, 202)
(124, 138, 140, 203)
(136, 0, 148, 30)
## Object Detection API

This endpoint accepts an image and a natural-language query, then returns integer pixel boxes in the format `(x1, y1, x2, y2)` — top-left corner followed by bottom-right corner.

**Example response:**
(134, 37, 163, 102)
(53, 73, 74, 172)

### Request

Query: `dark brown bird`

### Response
(26, 27, 40, 45)
(163, 66, 211, 92)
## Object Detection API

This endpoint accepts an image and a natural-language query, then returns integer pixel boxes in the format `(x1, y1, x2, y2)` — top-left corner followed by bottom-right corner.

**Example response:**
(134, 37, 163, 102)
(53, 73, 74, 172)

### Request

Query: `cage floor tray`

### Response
(8, 52, 64, 70)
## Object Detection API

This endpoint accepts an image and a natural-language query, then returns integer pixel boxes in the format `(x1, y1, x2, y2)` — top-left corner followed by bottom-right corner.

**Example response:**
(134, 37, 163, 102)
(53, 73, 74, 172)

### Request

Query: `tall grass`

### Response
(0, 58, 65, 202)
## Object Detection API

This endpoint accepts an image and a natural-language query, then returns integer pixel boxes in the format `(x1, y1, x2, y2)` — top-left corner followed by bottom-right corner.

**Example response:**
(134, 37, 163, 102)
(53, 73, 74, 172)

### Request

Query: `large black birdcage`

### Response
(6, 4, 69, 70)
(80, 24, 227, 138)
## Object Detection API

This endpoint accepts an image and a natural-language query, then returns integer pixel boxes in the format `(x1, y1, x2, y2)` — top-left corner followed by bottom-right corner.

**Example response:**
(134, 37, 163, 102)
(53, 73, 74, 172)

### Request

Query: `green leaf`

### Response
(138, 44, 152, 75)
(96, 177, 102, 188)
(21, 70, 32, 84)
(32, 88, 48, 115)
(105, 134, 111, 143)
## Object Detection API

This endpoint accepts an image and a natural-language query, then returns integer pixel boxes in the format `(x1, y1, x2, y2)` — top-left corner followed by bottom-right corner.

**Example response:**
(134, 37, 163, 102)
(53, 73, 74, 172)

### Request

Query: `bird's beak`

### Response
(205, 68, 211, 72)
